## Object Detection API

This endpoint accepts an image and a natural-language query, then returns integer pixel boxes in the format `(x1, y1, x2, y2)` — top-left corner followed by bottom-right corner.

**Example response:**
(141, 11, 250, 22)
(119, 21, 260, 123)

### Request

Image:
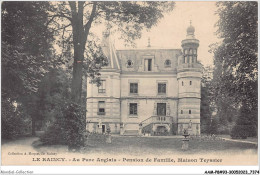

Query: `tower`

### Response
(177, 22, 203, 135)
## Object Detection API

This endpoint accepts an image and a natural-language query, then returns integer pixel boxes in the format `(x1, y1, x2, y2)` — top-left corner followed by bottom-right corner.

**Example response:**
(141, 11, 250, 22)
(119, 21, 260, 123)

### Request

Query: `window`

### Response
(157, 103, 166, 116)
(129, 103, 138, 115)
(165, 60, 171, 67)
(144, 59, 152, 71)
(127, 60, 133, 68)
(182, 81, 184, 86)
(189, 56, 192, 63)
(130, 83, 138, 94)
(181, 110, 183, 114)
(148, 59, 152, 71)
(194, 56, 197, 63)
(98, 80, 106, 93)
(190, 81, 192, 85)
(189, 110, 191, 114)
(98, 101, 105, 115)
(158, 83, 166, 94)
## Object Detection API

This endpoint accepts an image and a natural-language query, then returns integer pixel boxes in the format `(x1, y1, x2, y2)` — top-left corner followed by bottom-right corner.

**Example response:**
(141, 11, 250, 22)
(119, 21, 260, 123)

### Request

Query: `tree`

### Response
(48, 1, 175, 104)
(212, 2, 257, 137)
(1, 2, 56, 136)
(2, 2, 53, 100)
(200, 73, 213, 134)
(32, 68, 71, 130)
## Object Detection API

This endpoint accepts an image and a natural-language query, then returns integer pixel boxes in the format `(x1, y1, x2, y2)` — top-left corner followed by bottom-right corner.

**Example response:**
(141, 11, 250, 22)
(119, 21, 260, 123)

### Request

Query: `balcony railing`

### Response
(177, 63, 202, 69)
(98, 89, 106, 93)
(141, 116, 173, 128)
(151, 116, 172, 123)
(97, 112, 106, 115)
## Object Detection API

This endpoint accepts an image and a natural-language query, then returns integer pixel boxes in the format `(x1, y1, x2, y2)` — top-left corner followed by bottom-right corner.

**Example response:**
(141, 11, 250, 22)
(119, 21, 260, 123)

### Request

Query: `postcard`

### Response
(1, 1, 258, 174)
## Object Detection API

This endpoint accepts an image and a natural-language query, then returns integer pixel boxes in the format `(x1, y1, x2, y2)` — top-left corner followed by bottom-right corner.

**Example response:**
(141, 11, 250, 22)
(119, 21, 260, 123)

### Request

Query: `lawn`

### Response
(79, 136, 257, 156)
(2, 136, 258, 165)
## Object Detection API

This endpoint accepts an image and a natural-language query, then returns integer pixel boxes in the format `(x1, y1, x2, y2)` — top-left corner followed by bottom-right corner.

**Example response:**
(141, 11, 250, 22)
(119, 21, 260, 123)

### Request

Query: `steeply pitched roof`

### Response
(101, 33, 120, 70)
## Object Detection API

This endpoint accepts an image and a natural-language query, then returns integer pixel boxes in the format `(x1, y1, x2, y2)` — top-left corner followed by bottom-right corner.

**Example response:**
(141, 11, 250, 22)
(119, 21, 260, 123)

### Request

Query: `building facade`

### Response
(86, 24, 203, 136)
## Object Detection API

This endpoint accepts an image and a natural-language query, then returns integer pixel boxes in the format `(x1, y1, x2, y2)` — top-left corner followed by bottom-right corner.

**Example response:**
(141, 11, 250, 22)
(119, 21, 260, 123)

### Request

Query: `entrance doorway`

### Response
(102, 125, 106, 134)
(97, 124, 106, 134)
(157, 103, 166, 116)
(155, 125, 168, 136)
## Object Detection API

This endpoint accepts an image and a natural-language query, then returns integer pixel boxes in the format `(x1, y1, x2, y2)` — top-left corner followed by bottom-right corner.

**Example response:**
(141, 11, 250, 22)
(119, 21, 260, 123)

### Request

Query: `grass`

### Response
(80, 136, 257, 156)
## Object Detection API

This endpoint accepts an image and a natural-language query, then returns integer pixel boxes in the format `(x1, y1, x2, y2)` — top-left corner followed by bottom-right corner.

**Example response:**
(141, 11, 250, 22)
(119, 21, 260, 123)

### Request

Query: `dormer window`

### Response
(127, 60, 133, 68)
(144, 59, 152, 71)
(165, 60, 171, 67)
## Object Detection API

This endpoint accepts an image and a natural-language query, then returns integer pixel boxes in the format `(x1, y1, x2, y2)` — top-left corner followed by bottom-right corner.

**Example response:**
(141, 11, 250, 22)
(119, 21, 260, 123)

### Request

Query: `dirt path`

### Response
(219, 135, 258, 145)
(2, 137, 39, 154)
(222, 137, 258, 145)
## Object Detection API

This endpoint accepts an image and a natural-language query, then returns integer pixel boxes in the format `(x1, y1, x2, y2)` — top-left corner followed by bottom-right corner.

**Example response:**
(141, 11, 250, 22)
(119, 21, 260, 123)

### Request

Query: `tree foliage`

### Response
(214, 1, 257, 106)
(1, 2, 56, 137)
(33, 69, 71, 129)
(1, 100, 31, 139)
(200, 72, 213, 134)
(2, 1, 55, 100)
(212, 2, 257, 136)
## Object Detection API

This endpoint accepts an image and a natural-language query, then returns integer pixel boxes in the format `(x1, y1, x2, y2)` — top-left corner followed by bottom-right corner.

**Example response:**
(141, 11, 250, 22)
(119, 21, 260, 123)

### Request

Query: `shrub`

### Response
(2, 101, 31, 139)
(63, 102, 85, 149)
(230, 125, 248, 139)
(207, 118, 218, 135)
(40, 116, 67, 145)
(230, 104, 258, 138)
(40, 101, 85, 149)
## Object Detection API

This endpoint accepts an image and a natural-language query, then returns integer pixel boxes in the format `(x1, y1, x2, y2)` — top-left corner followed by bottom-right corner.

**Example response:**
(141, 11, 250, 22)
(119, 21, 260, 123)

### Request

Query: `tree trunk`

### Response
(69, 2, 96, 105)
(71, 48, 84, 104)
(82, 75, 87, 130)
(32, 117, 36, 136)
(70, 2, 85, 104)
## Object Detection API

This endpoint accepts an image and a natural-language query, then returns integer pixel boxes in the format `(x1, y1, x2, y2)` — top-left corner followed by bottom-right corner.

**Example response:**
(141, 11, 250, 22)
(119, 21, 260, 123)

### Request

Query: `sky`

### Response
(114, 1, 221, 66)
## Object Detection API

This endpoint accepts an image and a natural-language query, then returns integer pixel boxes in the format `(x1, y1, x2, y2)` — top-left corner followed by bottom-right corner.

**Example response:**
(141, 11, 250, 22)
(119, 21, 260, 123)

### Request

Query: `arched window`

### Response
(189, 110, 191, 114)
(182, 81, 184, 86)
(190, 81, 192, 85)
(181, 110, 183, 114)
(164, 59, 171, 67)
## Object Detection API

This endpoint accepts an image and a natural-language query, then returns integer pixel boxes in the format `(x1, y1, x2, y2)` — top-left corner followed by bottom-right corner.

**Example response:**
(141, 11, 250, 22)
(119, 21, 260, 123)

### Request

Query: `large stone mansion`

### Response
(86, 24, 203, 136)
